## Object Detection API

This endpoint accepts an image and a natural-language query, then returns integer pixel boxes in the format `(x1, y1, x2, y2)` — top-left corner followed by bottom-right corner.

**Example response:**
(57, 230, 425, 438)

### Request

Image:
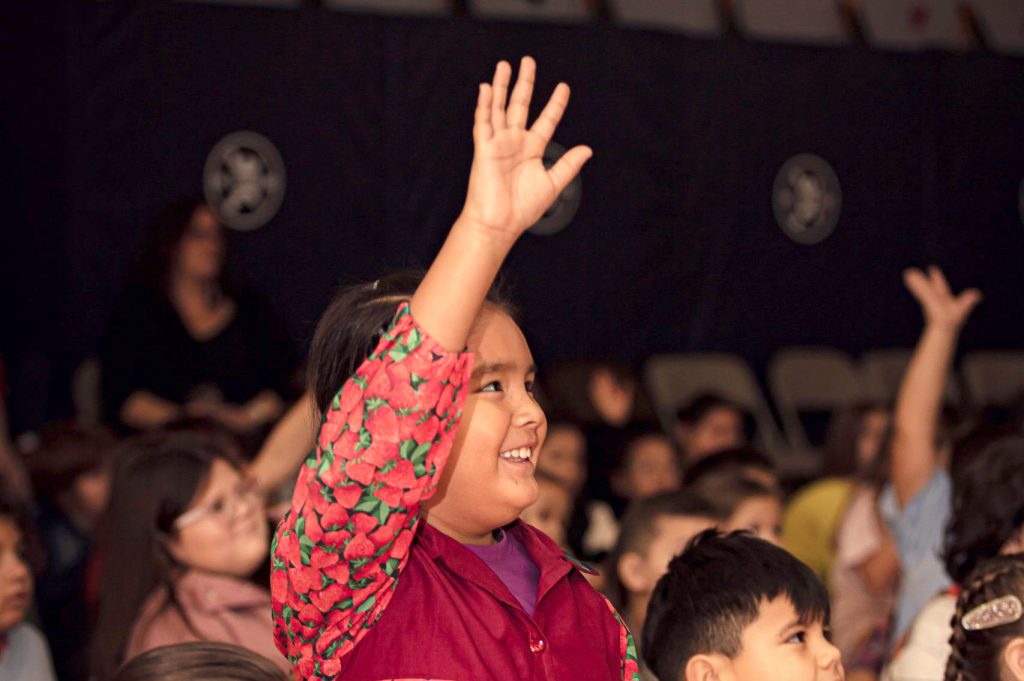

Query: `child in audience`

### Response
(271, 58, 639, 680)
(783, 403, 891, 583)
(882, 267, 981, 643)
(691, 473, 784, 546)
(520, 470, 573, 548)
(642, 529, 844, 681)
(681, 444, 779, 491)
(886, 435, 1024, 680)
(91, 431, 285, 680)
(673, 392, 747, 464)
(27, 422, 116, 681)
(611, 428, 683, 503)
(605, 492, 719, 680)
(110, 642, 288, 681)
(944, 554, 1024, 681)
(0, 486, 57, 681)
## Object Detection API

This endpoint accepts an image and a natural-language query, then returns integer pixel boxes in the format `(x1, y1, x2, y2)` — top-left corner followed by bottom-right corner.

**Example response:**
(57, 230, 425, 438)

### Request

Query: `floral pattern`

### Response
(270, 303, 638, 680)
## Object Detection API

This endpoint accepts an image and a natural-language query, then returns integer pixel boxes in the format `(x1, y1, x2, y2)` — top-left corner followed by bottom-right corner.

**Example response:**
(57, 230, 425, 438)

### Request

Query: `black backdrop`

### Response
(4, 1, 1024, 431)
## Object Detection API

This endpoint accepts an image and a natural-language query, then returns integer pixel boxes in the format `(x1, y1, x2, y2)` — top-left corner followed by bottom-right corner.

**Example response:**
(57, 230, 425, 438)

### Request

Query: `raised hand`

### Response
(460, 57, 592, 241)
(903, 266, 982, 330)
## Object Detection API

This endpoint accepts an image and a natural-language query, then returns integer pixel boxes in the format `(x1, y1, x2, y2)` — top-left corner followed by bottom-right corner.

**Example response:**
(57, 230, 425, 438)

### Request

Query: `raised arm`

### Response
(249, 393, 318, 495)
(890, 267, 980, 506)
(411, 57, 591, 349)
(271, 57, 590, 679)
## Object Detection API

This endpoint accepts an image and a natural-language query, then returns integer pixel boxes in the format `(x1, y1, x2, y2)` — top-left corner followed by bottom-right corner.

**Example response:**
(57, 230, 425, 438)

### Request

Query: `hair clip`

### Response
(962, 595, 1023, 631)
(371, 279, 380, 290)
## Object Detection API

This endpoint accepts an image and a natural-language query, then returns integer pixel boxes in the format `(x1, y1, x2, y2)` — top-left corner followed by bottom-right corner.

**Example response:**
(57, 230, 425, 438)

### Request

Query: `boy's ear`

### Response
(617, 551, 648, 593)
(684, 653, 725, 681)
(1003, 637, 1024, 680)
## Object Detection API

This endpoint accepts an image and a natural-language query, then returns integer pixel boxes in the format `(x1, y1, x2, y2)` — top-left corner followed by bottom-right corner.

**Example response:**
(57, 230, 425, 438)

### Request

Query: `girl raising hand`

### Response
(271, 59, 638, 681)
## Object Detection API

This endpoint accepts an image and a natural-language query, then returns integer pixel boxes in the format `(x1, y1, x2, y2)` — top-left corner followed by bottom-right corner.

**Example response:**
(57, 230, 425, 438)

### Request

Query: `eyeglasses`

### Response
(173, 477, 260, 530)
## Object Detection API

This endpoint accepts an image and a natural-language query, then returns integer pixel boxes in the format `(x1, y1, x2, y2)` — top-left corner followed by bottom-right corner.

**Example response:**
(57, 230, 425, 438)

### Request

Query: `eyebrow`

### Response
(778, 619, 802, 636)
(471, 361, 538, 378)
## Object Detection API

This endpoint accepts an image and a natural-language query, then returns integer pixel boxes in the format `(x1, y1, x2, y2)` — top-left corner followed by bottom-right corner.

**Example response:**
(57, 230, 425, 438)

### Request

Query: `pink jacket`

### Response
(125, 570, 288, 673)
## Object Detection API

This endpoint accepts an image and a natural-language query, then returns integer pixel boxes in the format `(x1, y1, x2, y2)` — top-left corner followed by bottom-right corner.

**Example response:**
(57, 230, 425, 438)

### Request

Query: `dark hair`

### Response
(110, 642, 287, 681)
(675, 392, 740, 426)
(944, 436, 1024, 585)
(0, 482, 43, 574)
(91, 431, 242, 681)
(308, 270, 514, 414)
(688, 474, 782, 522)
(642, 529, 830, 681)
(26, 422, 117, 499)
(945, 554, 1024, 681)
(612, 425, 679, 476)
(133, 197, 226, 297)
(680, 445, 777, 489)
(822, 403, 890, 478)
(604, 492, 719, 611)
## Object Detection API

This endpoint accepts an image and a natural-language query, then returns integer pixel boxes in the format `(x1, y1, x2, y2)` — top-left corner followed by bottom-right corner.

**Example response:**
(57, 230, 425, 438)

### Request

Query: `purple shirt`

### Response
(467, 529, 540, 615)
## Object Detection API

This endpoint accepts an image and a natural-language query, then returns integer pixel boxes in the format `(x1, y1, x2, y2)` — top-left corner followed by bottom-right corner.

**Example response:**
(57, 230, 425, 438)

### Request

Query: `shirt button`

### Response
(529, 637, 546, 653)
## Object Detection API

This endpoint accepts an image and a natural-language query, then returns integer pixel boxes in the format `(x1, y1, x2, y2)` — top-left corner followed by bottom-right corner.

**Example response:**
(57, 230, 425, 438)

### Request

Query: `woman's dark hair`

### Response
(945, 554, 1024, 681)
(308, 270, 513, 414)
(132, 197, 226, 296)
(26, 421, 117, 499)
(91, 430, 242, 681)
(822, 403, 890, 479)
(944, 436, 1024, 585)
(110, 642, 287, 681)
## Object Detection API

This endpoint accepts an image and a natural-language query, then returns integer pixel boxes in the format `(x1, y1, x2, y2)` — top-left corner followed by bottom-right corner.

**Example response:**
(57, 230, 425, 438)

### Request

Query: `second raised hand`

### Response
(460, 56, 593, 242)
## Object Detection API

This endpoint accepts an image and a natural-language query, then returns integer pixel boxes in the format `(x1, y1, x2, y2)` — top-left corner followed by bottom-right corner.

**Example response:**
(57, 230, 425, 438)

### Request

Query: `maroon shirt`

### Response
(271, 305, 638, 681)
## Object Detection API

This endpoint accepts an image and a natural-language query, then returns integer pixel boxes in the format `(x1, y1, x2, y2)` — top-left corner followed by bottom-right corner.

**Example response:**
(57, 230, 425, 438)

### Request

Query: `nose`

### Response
(512, 389, 545, 430)
(817, 638, 842, 673)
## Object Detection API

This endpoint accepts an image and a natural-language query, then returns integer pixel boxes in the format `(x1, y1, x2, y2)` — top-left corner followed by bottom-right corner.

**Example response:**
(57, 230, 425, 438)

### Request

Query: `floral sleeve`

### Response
(270, 303, 473, 680)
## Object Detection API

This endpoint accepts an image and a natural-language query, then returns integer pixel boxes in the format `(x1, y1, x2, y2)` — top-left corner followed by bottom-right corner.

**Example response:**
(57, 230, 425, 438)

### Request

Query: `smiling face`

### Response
(425, 306, 547, 543)
(707, 597, 843, 681)
(166, 458, 269, 578)
(0, 518, 32, 633)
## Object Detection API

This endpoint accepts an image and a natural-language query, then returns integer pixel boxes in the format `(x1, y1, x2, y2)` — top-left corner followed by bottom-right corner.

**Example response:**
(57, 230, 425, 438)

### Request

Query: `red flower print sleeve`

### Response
(270, 303, 473, 680)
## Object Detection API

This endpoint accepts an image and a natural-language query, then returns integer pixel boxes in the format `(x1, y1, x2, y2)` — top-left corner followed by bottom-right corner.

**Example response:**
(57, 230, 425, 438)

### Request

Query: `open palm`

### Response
(461, 58, 592, 239)
(903, 266, 982, 329)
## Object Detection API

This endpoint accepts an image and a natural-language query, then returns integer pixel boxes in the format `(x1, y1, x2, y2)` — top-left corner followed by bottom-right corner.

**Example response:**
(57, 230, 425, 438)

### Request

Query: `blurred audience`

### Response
(673, 392, 748, 465)
(0, 484, 56, 681)
(90, 431, 284, 680)
(100, 198, 297, 446)
(26, 422, 116, 681)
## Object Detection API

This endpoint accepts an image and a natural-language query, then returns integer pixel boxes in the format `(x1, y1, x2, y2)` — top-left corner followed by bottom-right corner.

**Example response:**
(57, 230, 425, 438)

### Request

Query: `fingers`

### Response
(957, 288, 983, 317)
(928, 265, 952, 297)
(473, 83, 493, 145)
(903, 268, 930, 300)
(546, 145, 593, 194)
(506, 56, 536, 129)
(530, 82, 571, 145)
(490, 60, 512, 131)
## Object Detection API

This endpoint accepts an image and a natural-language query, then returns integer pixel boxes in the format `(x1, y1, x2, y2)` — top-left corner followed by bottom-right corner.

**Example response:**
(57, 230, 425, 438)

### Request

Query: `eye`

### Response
(785, 630, 807, 645)
(479, 380, 502, 393)
(209, 498, 228, 515)
(525, 380, 535, 394)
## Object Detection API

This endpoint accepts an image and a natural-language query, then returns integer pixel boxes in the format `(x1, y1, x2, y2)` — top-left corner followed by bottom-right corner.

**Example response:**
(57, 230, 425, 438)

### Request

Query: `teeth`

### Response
(499, 447, 532, 461)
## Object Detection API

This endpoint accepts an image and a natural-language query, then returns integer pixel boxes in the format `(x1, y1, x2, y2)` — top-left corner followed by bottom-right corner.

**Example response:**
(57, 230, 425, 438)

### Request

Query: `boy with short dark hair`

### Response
(643, 529, 844, 681)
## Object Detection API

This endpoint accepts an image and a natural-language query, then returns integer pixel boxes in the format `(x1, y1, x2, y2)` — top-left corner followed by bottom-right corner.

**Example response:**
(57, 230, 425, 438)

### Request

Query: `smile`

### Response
(498, 446, 533, 463)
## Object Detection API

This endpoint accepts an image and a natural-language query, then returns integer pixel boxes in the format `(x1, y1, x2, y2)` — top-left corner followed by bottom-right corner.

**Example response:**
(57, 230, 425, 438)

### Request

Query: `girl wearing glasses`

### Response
(90, 431, 286, 679)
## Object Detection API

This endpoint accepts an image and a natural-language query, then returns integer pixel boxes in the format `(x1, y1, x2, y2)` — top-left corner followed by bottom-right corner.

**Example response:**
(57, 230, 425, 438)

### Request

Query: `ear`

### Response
(1003, 637, 1024, 681)
(684, 653, 724, 681)
(617, 551, 649, 594)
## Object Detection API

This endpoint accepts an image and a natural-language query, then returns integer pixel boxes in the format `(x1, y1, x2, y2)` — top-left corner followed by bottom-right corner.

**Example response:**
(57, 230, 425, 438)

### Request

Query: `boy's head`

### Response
(606, 492, 718, 616)
(611, 428, 682, 500)
(27, 422, 117, 522)
(643, 530, 842, 681)
(681, 445, 778, 491)
(520, 470, 573, 547)
(690, 474, 784, 547)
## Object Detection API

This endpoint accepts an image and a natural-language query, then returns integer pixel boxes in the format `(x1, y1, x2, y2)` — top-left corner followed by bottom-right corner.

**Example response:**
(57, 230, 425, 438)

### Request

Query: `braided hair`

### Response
(945, 553, 1024, 681)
